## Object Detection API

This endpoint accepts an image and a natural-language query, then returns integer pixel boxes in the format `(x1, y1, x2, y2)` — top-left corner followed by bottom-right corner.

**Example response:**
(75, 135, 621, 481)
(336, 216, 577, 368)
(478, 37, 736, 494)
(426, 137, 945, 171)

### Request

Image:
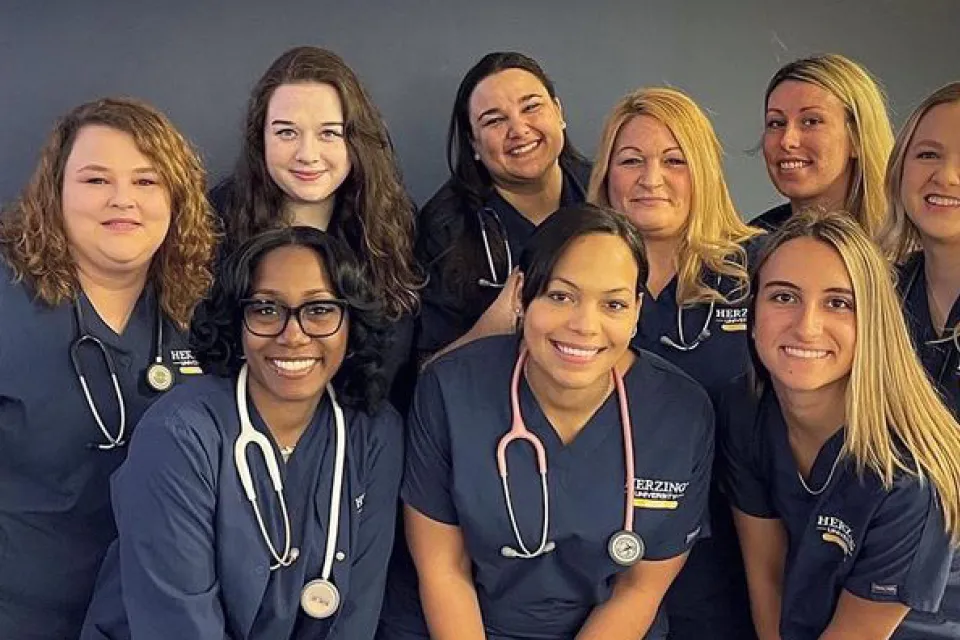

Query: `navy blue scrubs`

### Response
(718, 377, 954, 639)
(746, 202, 791, 265)
(414, 158, 590, 358)
(895, 252, 960, 638)
(81, 374, 403, 640)
(632, 271, 755, 639)
(378, 335, 713, 639)
(0, 259, 198, 639)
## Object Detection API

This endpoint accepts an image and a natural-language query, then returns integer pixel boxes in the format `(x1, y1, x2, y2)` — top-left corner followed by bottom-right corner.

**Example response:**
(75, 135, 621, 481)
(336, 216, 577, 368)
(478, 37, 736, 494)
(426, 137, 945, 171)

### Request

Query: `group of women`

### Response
(0, 43, 958, 640)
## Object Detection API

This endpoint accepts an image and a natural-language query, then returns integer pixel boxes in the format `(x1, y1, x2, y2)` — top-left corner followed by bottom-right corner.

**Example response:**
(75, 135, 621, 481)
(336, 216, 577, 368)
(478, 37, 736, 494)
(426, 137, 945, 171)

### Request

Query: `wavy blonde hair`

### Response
(877, 81, 960, 263)
(589, 86, 761, 306)
(751, 210, 960, 541)
(764, 54, 894, 238)
(0, 97, 215, 330)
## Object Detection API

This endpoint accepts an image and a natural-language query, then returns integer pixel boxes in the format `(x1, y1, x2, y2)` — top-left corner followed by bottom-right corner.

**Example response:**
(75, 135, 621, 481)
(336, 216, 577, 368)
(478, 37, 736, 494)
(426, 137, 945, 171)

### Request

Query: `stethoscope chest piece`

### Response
(301, 578, 341, 619)
(146, 362, 174, 392)
(608, 529, 644, 567)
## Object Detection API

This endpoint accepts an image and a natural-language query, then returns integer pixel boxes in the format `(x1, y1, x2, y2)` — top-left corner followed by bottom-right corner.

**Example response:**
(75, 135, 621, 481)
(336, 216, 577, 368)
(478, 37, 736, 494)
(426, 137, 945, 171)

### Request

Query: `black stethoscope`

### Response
(658, 276, 722, 352)
(70, 297, 173, 450)
(477, 207, 513, 289)
(902, 261, 960, 381)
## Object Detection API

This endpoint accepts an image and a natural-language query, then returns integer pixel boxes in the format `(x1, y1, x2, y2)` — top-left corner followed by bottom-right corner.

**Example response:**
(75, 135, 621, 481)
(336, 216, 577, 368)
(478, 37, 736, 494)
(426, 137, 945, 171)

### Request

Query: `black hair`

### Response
(518, 203, 648, 308)
(190, 226, 390, 412)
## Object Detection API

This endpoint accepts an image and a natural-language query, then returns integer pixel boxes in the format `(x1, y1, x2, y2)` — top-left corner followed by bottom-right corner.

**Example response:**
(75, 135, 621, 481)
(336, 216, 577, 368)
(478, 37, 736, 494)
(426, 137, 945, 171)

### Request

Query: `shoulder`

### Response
(748, 202, 792, 233)
(207, 176, 236, 215)
(894, 251, 923, 294)
(344, 399, 404, 482)
(135, 375, 235, 453)
(631, 347, 710, 404)
(427, 334, 518, 379)
(561, 154, 593, 191)
(416, 180, 469, 261)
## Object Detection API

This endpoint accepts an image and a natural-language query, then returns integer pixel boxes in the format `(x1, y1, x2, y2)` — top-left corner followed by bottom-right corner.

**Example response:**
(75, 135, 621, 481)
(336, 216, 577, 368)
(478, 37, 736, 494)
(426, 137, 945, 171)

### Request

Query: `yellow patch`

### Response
(179, 366, 203, 375)
(822, 532, 852, 555)
(634, 498, 679, 510)
(720, 323, 747, 332)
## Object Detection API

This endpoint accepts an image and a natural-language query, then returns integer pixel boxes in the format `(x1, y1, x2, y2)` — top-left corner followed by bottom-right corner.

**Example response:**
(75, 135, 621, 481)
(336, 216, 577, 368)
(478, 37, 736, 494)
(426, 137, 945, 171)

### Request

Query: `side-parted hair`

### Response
(877, 81, 960, 263)
(190, 226, 389, 412)
(518, 203, 648, 308)
(588, 87, 761, 306)
(749, 209, 960, 541)
(0, 97, 215, 330)
(764, 54, 894, 238)
(222, 46, 419, 319)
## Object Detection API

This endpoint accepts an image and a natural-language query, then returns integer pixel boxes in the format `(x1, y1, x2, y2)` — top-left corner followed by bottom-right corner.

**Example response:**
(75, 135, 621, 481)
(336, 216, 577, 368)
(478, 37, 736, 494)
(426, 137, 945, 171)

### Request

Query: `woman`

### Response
(379, 204, 713, 639)
(877, 81, 960, 638)
(588, 86, 761, 639)
(0, 97, 216, 639)
(82, 227, 403, 639)
(211, 45, 420, 401)
(720, 210, 960, 639)
(415, 51, 591, 362)
(751, 54, 893, 239)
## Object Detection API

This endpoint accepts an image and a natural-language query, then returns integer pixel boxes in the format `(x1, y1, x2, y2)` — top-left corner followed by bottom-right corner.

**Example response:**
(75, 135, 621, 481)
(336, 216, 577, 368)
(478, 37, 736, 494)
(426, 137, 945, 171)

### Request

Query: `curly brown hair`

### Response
(0, 97, 216, 330)
(219, 46, 420, 319)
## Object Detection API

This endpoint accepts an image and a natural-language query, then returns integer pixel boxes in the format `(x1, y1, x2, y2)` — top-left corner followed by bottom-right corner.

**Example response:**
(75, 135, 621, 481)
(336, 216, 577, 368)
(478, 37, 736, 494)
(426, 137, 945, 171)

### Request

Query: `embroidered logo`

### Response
(633, 478, 688, 510)
(871, 583, 898, 597)
(714, 307, 748, 332)
(170, 349, 202, 375)
(816, 514, 856, 557)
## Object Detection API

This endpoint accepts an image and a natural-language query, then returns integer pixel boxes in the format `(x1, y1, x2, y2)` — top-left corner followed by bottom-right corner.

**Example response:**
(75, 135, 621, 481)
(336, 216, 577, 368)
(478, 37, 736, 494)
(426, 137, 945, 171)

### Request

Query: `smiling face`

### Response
(61, 124, 172, 282)
(241, 244, 349, 414)
(753, 237, 856, 403)
(468, 68, 566, 188)
(763, 80, 856, 210)
(901, 100, 960, 247)
(521, 233, 641, 394)
(605, 114, 691, 241)
(264, 82, 352, 209)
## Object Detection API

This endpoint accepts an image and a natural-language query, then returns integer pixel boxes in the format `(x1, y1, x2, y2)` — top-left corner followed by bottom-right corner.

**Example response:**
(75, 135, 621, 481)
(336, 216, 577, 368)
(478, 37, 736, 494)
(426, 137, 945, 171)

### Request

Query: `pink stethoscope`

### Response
(496, 348, 644, 566)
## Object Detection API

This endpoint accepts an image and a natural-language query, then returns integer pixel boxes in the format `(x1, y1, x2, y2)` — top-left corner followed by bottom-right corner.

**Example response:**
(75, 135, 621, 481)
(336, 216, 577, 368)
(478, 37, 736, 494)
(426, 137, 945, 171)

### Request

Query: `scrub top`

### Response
(746, 202, 791, 265)
(631, 270, 755, 639)
(414, 158, 590, 358)
(378, 335, 713, 639)
(0, 259, 197, 640)
(718, 377, 954, 640)
(895, 252, 960, 638)
(81, 373, 403, 640)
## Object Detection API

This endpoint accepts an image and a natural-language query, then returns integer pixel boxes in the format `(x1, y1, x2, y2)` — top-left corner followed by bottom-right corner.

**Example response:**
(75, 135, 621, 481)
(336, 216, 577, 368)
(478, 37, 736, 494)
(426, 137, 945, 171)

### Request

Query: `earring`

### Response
(630, 326, 637, 339)
(473, 151, 481, 161)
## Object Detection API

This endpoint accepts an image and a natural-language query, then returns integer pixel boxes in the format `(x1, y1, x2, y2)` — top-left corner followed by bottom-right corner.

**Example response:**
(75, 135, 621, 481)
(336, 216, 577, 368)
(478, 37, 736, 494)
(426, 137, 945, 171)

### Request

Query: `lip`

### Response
(550, 339, 605, 364)
(266, 356, 323, 380)
(923, 193, 960, 208)
(101, 218, 142, 231)
(780, 345, 831, 360)
(505, 139, 542, 156)
(776, 158, 812, 171)
(289, 169, 325, 182)
(629, 196, 671, 205)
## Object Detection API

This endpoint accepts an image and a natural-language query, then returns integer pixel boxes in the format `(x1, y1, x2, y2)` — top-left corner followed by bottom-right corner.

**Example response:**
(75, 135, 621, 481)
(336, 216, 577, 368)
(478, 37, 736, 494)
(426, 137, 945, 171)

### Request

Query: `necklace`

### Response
(280, 444, 296, 462)
(797, 447, 843, 496)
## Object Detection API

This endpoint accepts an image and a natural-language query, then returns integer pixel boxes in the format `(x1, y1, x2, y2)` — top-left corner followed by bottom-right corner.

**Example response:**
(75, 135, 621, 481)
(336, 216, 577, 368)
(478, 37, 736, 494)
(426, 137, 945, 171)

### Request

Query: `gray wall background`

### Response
(1, 0, 957, 219)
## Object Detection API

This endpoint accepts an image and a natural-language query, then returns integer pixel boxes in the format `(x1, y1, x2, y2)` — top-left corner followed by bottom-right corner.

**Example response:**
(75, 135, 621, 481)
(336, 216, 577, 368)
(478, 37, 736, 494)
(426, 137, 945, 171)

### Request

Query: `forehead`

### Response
(469, 68, 548, 113)
(550, 233, 638, 289)
(253, 245, 332, 290)
(767, 80, 845, 114)
(912, 100, 960, 145)
(614, 114, 680, 151)
(759, 237, 851, 288)
(66, 124, 152, 168)
(266, 82, 344, 121)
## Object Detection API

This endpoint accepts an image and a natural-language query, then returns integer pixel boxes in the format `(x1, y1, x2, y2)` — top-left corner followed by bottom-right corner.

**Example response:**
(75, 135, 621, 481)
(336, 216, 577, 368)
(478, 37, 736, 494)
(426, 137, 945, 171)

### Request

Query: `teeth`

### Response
(783, 346, 829, 359)
(779, 160, 809, 170)
(926, 195, 960, 207)
(270, 359, 317, 372)
(555, 343, 600, 358)
(508, 140, 539, 156)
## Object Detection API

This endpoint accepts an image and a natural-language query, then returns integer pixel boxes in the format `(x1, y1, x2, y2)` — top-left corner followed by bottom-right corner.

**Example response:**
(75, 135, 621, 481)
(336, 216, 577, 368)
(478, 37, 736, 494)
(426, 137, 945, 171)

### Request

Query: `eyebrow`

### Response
(762, 280, 853, 295)
(250, 288, 337, 298)
(269, 119, 344, 128)
(552, 277, 632, 295)
(911, 138, 944, 150)
(476, 93, 543, 122)
(75, 164, 157, 173)
(615, 145, 682, 155)
(765, 106, 825, 116)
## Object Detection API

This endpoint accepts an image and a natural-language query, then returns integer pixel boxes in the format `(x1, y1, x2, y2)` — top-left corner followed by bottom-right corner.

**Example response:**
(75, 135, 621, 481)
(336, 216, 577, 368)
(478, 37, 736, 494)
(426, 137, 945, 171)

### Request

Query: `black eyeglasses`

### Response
(241, 298, 348, 338)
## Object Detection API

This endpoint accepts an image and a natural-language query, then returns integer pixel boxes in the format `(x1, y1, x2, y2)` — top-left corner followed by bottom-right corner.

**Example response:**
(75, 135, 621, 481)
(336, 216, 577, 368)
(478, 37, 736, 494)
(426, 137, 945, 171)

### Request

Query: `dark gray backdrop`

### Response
(1, 0, 957, 219)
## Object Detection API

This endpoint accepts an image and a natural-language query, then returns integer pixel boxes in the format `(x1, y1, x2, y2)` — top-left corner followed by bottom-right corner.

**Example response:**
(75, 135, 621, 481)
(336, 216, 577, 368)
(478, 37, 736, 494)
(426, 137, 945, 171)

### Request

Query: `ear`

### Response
(554, 97, 566, 129)
(511, 270, 525, 313)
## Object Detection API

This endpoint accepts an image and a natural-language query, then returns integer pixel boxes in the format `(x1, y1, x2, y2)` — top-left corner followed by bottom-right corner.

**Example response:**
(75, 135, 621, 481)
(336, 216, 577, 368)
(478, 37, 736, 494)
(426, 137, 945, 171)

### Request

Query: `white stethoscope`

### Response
(658, 276, 723, 352)
(70, 298, 174, 450)
(903, 261, 960, 380)
(477, 206, 513, 289)
(234, 364, 346, 619)
(497, 349, 644, 567)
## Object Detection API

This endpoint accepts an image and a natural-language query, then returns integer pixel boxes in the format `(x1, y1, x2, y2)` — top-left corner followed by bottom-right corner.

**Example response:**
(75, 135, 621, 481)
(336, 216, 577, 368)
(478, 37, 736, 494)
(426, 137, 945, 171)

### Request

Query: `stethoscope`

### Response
(497, 348, 644, 567)
(902, 261, 960, 380)
(70, 297, 173, 450)
(658, 275, 722, 352)
(234, 364, 346, 620)
(477, 206, 513, 289)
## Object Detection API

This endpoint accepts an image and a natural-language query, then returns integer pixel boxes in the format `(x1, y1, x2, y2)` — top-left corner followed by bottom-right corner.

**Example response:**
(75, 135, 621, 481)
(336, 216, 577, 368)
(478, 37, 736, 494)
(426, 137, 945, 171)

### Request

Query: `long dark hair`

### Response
(218, 46, 419, 319)
(421, 51, 587, 318)
(190, 226, 389, 412)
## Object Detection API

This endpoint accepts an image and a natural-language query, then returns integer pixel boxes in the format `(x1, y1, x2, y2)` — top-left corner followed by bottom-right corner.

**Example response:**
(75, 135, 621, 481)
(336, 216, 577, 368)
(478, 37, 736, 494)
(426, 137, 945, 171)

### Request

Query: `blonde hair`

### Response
(877, 81, 960, 263)
(764, 54, 894, 237)
(0, 97, 216, 330)
(752, 210, 960, 541)
(589, 86, 761, 306)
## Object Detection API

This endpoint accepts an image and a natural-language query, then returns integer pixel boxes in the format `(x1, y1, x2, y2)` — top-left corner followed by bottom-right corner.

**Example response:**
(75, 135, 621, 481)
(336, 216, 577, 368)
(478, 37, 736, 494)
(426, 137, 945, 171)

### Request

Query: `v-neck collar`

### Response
(77, 287, 157, 353)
